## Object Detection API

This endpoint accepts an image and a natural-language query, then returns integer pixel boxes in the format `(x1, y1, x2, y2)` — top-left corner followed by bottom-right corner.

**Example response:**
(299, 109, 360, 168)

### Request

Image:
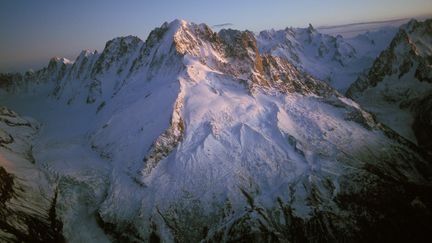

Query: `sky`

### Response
(1, 0, 431, 72)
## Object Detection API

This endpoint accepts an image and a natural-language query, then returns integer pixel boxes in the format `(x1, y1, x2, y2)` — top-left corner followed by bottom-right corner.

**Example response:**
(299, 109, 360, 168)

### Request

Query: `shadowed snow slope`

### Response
(1, 19, 432, 242)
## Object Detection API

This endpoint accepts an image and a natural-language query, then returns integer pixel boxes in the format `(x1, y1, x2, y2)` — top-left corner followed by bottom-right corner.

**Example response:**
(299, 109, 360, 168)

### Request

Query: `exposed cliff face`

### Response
(347, 19, 432, 146)
(260, 54, 333, 96)
(1, 19, 432, 242)
(142, 83, 185, 177)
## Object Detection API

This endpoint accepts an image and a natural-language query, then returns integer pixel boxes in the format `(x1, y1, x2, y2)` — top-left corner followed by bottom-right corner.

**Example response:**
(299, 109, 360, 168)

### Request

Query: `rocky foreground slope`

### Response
(1, 19, 432, 242)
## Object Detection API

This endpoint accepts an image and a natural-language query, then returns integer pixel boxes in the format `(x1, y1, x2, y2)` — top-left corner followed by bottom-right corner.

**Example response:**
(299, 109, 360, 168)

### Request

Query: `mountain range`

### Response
(1, 19, 431, 242)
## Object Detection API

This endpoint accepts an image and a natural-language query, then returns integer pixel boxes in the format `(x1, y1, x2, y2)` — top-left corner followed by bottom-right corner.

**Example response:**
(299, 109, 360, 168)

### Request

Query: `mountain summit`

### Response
(1, 19, 432, 242)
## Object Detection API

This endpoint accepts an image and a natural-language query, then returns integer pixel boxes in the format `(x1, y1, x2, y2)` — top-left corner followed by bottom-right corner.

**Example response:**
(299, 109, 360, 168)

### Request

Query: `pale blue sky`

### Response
(1, 0, 431, 72)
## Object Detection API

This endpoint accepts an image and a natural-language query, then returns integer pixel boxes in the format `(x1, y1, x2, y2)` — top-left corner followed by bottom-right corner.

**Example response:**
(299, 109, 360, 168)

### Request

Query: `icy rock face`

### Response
(256, 24, 397, 92)
(347, 19, 432, 147)
(218, 28, 265, 85)
(91, 36, 143, 77)
(84, 36, 144, 103)
(59, 36, 146, 104)
(260, 54, 333, 95)
(52, 50, 99, 103)
(142, 86, 185, 176)
(1, 19, 432, 242)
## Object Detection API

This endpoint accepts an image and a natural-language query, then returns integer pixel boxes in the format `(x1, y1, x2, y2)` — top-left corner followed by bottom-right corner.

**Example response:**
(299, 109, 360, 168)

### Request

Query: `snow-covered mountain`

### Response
(347, 19, 432, 153)
(1, 19, 432, 242)
(256, 24, 397, 92)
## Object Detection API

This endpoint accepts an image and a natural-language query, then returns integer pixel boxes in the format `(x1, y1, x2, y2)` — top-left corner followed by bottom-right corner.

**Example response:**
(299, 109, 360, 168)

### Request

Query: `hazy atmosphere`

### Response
(1, 0, 431, 72)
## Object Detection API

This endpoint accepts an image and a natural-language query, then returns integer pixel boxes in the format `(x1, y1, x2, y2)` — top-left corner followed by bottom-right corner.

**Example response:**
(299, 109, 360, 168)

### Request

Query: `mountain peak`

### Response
(47, 57, 72, 71)
(403, 18, 419, 32)
(168, 18, 188, 28)
(157, 19, 190, 36)
(49, 57, 72, 65)
(79, 49, 97, 57)
(172, 20, 217, 55)
(103, 35, 143, 51)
